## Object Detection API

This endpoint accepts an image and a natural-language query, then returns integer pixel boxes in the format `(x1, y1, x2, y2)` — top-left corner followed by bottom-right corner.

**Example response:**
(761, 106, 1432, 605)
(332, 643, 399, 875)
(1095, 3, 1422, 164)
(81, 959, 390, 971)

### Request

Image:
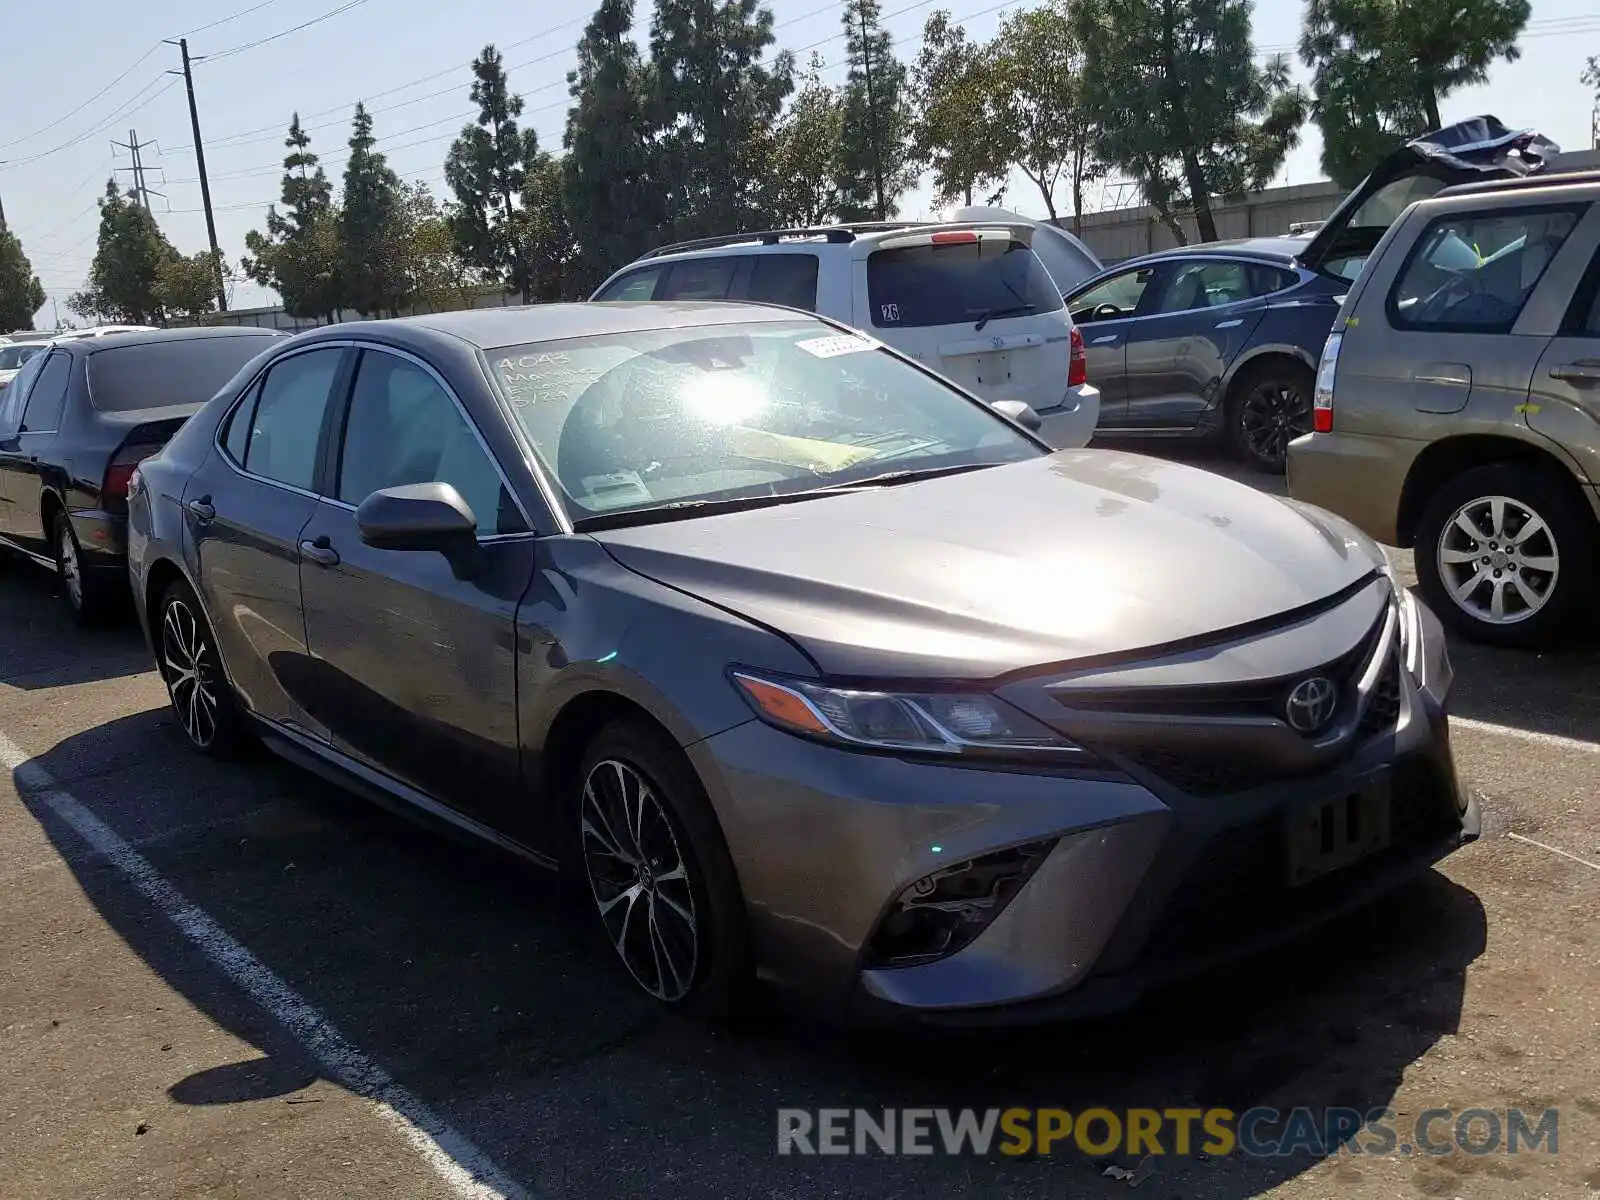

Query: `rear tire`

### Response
(1414, 462, 1597, 648)
(156, 578, 249, 757)
(575, 719, 754, 1021)
(52, 511, 114, 626)
(1226, 361, 1315, 475)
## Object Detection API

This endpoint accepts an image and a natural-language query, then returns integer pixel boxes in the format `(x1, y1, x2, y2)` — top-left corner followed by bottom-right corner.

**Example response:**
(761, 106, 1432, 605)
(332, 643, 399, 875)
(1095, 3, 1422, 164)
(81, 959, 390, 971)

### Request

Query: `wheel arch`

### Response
(1222, 345, 1317, 400)
(1396, 434, 1591, 549)
(39, 487, 66, 540)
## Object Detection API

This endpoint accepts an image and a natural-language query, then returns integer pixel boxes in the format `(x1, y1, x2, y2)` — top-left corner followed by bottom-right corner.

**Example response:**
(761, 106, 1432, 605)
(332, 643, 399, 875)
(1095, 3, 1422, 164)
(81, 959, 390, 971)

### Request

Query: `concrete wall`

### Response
(1071, 181, 1344, 265)
(185, 286, 523, 331)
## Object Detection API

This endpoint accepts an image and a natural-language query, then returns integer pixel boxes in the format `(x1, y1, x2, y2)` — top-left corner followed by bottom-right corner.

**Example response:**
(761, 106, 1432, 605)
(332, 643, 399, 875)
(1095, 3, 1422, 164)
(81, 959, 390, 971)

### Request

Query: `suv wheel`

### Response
(576, 720, 753, 1019)
(1228, 362, 1314, 474)
(1415, 463, 1597, 648)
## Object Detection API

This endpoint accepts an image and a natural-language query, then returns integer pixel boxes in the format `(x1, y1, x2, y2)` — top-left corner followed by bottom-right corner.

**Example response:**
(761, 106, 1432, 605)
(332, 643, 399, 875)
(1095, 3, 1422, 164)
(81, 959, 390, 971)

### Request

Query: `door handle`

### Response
(1090, 334, 1120, 345)
(186, 496, 215, 521)
(299, 537, 340, 567)
(1548, 360, 1600, 384)
(1214, 319, 1244, 329)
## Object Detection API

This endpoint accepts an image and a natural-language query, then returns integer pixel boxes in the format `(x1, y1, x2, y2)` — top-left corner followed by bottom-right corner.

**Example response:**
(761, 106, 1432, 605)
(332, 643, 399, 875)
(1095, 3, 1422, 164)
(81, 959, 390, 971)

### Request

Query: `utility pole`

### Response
(855, 0, 887, 222)
(112, 130, 164, 211)
(167, 37, 227, 312)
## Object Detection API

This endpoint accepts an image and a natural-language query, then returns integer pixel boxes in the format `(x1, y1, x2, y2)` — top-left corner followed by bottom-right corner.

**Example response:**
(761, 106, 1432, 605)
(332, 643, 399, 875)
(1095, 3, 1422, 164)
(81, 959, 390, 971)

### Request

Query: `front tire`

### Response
(156, 579, 248, 757)
(1414, 462, 1597, 648)
(576, 720, 753, 1020)
(1227, 361, 1315, 474)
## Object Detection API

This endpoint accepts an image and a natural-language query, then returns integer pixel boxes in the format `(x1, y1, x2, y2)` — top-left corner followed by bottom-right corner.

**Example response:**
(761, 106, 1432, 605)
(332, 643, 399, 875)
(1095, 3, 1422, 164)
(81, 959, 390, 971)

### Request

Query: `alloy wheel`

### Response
(1239, 379, 1312, 469)
(161, 598, 221, 748)
(1435, 494, 1559, 626)
(580, 758, 699, 1002)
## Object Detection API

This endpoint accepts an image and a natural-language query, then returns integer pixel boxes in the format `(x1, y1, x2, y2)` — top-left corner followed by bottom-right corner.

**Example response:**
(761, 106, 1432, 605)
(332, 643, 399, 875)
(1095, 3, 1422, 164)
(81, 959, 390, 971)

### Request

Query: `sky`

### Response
(2, 0, 1597, 323)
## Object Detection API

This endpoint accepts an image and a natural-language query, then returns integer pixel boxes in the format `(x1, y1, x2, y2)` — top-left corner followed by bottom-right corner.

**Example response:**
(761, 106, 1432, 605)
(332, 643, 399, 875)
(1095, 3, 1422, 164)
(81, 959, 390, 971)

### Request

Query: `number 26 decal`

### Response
(880, 303, 901, 323)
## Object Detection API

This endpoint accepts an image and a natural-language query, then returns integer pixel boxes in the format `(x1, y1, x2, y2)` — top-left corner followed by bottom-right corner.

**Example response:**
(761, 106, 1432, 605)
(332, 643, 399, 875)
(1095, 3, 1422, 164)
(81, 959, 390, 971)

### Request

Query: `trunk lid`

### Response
(1299, 116, 1560, 282)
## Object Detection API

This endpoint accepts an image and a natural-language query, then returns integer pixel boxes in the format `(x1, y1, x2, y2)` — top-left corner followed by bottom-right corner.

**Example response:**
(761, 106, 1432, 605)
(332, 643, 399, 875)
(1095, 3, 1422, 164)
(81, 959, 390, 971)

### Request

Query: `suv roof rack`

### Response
(1438, 167, 1600, 199)
(636, 220, 963, 260)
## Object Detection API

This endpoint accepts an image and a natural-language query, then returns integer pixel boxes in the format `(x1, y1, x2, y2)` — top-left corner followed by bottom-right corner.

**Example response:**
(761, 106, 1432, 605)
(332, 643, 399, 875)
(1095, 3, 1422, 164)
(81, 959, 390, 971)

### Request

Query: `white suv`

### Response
(590, 222, 1101, 448)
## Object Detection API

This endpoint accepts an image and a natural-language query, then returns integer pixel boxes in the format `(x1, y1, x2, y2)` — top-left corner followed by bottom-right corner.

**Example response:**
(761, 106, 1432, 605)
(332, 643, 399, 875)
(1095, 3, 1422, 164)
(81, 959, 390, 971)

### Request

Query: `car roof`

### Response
(1435, 166, 1600, 201)
(356, 301, 812, 352)
(1113, 237, 1310, 272)
(56, 326, 286, 354)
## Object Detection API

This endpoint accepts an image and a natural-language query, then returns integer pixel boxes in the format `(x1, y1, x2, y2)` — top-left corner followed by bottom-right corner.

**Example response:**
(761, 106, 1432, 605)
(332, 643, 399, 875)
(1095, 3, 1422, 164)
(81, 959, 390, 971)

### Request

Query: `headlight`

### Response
(1395, 585, 1423, 679)
(730, 670, 1086, 756)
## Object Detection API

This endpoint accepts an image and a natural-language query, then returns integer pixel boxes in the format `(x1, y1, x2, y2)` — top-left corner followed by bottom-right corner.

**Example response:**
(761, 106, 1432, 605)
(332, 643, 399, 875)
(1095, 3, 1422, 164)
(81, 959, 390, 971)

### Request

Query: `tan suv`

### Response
(1289, 167, 1600, 647)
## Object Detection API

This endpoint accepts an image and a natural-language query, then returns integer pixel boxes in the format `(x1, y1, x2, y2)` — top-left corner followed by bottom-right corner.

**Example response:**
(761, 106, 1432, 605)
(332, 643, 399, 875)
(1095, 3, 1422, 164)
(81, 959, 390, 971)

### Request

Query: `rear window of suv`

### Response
(1387, 206, 1582, 334)
(87, 335, 280, 412)
(868, 238, 1064, 329)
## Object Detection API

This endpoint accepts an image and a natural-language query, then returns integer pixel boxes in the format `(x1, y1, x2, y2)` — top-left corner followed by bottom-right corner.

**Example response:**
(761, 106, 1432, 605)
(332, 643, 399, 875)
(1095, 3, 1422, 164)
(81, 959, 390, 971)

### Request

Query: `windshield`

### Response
(87, 335, 279, 412)
(490, 320, 1042, 527)
(0, 344, 45, 371)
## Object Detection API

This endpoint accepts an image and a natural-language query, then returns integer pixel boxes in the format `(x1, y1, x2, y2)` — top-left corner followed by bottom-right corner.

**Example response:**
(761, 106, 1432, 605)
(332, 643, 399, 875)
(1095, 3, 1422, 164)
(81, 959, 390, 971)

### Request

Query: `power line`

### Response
(202, 0, 376, 64)
(0, 76, 179, 171)
(0, 44, 162, 152)
(177, 0, 283, 39)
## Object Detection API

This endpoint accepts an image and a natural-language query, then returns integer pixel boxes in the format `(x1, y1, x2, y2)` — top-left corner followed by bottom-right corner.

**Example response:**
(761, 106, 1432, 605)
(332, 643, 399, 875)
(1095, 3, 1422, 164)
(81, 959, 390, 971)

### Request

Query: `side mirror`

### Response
(357, 482, 478, 553)
(991, 399, 1043, 433)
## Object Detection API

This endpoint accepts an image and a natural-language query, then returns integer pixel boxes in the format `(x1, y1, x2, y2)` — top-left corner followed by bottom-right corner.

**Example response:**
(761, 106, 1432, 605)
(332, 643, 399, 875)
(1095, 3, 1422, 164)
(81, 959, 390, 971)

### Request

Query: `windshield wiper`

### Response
(571, 464, 996, 532)
(969, 304, 1035, 332)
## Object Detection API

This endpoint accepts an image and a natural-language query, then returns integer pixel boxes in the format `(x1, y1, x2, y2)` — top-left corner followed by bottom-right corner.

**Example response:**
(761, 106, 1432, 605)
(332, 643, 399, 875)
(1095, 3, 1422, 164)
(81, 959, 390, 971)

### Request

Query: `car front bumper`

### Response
(689, 590, 1472, 1024)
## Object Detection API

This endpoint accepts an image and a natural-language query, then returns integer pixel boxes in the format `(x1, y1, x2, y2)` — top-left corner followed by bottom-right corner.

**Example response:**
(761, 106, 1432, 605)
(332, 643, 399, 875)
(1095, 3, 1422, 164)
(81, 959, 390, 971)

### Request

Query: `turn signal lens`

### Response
(1068, 326, 1088, 388)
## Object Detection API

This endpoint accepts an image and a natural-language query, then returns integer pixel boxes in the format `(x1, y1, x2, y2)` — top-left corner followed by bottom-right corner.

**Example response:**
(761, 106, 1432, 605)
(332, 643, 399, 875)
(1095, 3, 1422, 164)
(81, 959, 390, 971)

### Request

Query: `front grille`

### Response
(1120, 748, 1283, 797)
(1357, 652, 1402, 741)
(1134, 757, 1459, 968)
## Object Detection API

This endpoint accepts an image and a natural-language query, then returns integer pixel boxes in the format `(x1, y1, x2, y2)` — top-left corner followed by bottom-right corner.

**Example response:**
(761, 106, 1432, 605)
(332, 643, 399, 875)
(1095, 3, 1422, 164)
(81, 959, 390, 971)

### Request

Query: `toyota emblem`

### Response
(1284, 676, 1338, 734)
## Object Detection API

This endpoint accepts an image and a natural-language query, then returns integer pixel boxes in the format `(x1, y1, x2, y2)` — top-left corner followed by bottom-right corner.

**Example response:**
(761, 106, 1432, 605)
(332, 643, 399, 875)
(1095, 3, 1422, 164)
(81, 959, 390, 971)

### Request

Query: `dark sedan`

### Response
(0, 326, 284, 622)
(1065, 238, 1343, 472)
(125, 302, 1475, 1024)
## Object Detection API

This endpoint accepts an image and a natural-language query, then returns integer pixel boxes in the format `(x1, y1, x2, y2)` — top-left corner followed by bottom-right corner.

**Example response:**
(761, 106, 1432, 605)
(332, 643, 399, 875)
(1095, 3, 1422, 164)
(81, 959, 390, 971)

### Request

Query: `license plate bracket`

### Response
(1286, 780, 1392, 886)
(951, 350, 1011, 386)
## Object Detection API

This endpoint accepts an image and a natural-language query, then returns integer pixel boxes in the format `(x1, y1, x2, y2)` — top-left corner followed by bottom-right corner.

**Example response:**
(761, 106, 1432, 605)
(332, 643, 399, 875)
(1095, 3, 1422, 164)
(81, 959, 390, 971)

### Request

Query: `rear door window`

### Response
(659, 256, 749, 301)
(868, 239, 1064, 329)
(595, 267, 664, 302)
(20, 350, 73, 432)
(746, 254, 820, 310)
(1149, 260, 1296, 313)
(1388, 207, 1582, 333)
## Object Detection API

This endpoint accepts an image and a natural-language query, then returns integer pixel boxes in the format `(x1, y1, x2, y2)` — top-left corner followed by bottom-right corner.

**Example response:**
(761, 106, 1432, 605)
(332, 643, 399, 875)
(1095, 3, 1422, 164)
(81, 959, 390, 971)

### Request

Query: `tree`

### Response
(987, 1, 1102, 232)
(521, 154, 576, 301)
(445, 45, 544, 301)
(339, 103, 410, 316)
(836, 0, 915, 220)
(1301, 0, 1530, 187)
(760, 54, 848, 225)
(155, 250, 229, 322)
(399, 184, 482, 313)
(241, 115, 344, 322)
(1077, 0, 1307, 244)
(909, 12, 1010, 208)
(70, 179, 179, 325)
(649, 0, 794, 239)
(564, 0, 671, 294)
(0, 229, 46, 330)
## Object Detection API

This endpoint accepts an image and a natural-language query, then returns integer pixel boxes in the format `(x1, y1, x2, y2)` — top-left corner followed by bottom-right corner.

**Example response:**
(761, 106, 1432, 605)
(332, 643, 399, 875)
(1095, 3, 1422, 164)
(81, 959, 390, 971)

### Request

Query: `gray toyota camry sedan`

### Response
(126, 302, 1477, 1024)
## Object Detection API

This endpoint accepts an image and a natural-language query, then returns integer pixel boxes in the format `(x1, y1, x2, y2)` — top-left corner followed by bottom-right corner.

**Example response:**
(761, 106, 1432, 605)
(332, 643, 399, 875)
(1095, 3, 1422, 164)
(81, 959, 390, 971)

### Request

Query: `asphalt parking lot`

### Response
(1, 453, 1597, 1200)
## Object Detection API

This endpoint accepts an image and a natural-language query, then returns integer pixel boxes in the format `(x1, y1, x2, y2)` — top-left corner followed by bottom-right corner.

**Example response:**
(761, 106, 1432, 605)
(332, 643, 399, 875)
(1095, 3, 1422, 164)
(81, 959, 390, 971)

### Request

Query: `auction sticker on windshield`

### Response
(795, 333, 878, 359)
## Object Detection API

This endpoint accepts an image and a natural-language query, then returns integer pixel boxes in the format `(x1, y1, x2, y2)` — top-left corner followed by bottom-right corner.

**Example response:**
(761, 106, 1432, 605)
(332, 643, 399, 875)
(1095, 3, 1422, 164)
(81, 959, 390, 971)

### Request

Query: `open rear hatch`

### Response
(1298, 116, 1560, 283)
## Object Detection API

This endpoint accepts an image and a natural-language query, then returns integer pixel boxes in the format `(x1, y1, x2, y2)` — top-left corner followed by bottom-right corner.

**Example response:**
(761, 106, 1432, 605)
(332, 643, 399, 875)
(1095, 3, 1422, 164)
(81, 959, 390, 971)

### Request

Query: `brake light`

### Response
(1068, 326, 1088, 388)
(103, 443, 164, 513)
(930, 230, 979, 245)
(1312, 332, 1342, 434)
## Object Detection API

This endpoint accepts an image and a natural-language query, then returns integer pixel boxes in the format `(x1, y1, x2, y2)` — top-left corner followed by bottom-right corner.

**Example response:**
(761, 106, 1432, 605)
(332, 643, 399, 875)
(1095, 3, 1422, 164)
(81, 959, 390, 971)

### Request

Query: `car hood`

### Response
(593, 452, 1387, 678)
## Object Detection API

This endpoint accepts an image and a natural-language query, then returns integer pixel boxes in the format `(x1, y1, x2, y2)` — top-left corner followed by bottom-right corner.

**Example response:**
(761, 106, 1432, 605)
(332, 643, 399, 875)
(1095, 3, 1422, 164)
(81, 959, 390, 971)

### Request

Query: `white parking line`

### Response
(1450, 716, 1600, 755)
(0, 732, 528, 1200)
(1507, 832, 1600, 874)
